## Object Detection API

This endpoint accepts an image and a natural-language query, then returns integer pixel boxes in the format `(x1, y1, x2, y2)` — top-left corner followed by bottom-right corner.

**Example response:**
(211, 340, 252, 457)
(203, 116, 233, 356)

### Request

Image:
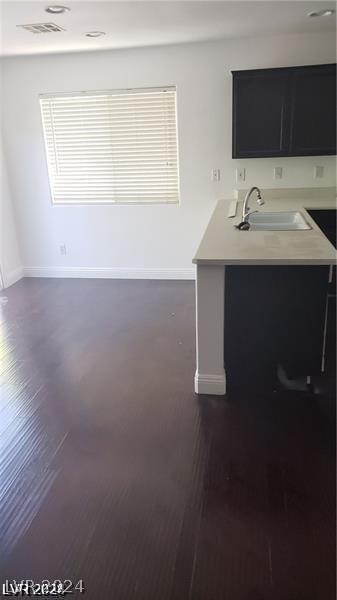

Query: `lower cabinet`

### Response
(224, 265, 330, 391)
(307, 210, 336, 294)
(323, 296, 336, 376)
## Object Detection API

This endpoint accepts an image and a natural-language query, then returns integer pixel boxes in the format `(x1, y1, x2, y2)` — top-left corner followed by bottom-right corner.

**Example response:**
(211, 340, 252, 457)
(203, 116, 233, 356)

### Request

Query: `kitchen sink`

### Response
(248, 211, 312, 231)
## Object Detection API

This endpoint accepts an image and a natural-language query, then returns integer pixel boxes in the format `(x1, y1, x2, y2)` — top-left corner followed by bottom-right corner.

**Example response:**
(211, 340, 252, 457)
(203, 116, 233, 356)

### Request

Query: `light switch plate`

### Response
(211, 168, 220, 182)
(274, 166, 283, 179)
(236, 167, 246, 183)
(314, 166, 324, 178)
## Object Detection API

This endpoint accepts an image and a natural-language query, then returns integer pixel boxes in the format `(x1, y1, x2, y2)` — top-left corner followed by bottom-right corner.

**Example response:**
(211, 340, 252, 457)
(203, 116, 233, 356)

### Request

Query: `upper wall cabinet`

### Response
(232, 64, 336, 159)
(289, 65, 336, 156)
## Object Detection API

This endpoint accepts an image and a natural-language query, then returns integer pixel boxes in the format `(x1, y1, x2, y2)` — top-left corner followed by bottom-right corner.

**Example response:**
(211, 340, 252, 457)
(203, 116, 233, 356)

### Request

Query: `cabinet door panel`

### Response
(289, 65, 336, 156)
(232, 71, 290, 158)
(324, 297, 336, 376)
(279, 266, 329, 376)
(224, 266, 329, 392)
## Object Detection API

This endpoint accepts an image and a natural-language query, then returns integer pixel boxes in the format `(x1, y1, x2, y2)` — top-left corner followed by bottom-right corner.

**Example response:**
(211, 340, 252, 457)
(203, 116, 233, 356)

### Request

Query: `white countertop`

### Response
(193, 196, 337, 265)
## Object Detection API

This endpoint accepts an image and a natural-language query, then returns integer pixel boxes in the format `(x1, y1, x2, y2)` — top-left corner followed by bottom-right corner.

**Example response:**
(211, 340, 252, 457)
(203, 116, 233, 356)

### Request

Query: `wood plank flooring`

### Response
(0, 278, 335, 599)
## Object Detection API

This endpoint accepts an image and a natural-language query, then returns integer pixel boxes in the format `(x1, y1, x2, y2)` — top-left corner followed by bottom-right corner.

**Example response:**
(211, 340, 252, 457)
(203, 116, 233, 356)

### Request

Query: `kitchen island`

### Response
(193, 191, 336, 395)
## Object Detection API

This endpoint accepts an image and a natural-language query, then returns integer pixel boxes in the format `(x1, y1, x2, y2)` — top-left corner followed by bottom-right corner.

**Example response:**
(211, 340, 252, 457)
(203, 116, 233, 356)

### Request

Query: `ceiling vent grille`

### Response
(17, 23, 65, 33)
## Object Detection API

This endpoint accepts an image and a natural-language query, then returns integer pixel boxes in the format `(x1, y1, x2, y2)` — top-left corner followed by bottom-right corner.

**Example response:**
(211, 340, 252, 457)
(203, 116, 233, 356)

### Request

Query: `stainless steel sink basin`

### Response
(248, 211, 312, 231)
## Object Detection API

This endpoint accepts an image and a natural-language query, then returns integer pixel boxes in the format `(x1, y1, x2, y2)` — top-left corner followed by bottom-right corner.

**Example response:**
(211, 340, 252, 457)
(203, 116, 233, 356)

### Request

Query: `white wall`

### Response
(0, 132, 23, 288)
(1, 31, 336, 279)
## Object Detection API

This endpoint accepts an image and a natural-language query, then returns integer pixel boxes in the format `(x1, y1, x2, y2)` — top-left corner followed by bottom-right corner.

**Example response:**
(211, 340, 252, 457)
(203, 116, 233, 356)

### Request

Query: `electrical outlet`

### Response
(314, 166, 324, 178)
(274, 166, 283, 180)
(211, 168, 220, 182)
(59, 244, 67, 256)
(236, 167, 246, 183)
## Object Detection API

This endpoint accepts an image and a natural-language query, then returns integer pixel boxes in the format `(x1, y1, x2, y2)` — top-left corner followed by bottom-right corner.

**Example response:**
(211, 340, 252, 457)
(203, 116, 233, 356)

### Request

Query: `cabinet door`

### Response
(224, 265, 329, 393)
(279, 266, 329, 376)
(306, 209, 336, 296)
(232, 70, 291, 158)
(324, 297, 336, 376)
(289, 64, 336, 156)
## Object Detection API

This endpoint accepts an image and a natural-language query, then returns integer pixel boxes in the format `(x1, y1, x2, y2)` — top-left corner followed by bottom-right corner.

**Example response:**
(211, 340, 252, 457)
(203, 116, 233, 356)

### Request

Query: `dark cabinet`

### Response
(224, 265, 330, 392)
(232, 70, 290, 157)
(232, 64, 336, 158)
(307, 209, 336, 293)
(290, 65, 336, 155)
(306, 210, 336, 376)
(324, 297, 336, 377)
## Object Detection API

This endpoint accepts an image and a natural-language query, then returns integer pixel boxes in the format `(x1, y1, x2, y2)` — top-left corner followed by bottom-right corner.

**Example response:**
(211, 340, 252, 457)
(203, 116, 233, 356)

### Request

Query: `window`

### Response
(40, 87, 179, 205)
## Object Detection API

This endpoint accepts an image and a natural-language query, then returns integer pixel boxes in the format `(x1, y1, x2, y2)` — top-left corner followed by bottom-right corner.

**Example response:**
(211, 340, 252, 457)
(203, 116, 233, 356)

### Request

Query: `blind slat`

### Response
(40, 86, 179, 204)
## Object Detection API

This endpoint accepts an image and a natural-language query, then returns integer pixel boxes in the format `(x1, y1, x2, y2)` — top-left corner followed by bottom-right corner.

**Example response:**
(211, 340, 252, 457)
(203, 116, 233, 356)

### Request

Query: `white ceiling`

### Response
(0, 0, 336, 57)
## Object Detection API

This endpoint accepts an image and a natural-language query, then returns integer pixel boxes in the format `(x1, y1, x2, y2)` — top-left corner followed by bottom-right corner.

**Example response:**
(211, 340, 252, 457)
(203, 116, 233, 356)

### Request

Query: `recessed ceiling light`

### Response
(85, 31, 106, 38)
(45, 5, 70, 14)
(307, 8, 335, 17)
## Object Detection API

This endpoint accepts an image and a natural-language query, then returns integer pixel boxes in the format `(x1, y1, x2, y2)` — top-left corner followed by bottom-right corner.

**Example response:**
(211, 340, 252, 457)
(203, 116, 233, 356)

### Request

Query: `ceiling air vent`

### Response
(17, 23, 65, 34)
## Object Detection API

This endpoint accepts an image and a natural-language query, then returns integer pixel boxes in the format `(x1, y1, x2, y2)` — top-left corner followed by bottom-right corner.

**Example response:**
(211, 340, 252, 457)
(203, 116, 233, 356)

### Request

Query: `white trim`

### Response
(194, 371, 226, 395)
(23, 266, 195, 280)
(3, 266, 24, 289)
(194, 265, 226, 396)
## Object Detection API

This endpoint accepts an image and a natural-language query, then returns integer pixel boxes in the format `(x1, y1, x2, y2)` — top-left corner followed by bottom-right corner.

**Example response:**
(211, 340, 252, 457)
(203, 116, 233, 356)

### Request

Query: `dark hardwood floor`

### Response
(0, 278, 335, 599)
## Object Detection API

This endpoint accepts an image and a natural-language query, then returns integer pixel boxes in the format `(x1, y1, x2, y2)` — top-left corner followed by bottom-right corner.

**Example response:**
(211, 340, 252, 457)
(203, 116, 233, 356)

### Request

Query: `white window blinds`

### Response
(40, 87, 179, 204)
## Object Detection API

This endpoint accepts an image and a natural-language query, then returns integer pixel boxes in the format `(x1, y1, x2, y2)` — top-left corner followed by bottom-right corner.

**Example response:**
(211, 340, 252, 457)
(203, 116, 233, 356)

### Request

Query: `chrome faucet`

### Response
(242, 186, 264, 222)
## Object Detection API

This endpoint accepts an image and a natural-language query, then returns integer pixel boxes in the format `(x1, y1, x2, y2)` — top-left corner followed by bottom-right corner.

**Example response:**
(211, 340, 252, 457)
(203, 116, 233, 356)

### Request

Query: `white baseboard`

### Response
(3, 266, 24, 289)
(23, 266, 196, 280)
(194, 371, 226, 395)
